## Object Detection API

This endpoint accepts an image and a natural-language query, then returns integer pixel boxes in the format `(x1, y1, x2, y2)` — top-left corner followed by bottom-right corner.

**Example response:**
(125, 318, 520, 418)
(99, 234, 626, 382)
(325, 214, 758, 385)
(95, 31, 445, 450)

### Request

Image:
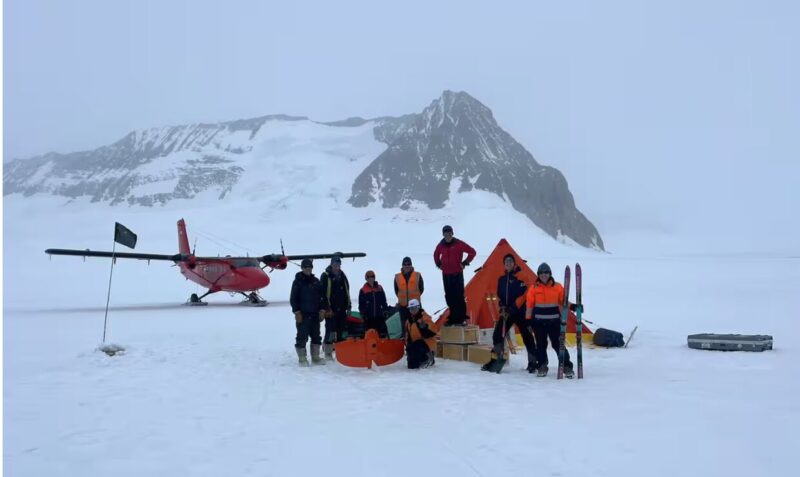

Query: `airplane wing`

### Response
(260, 252, 366, 263)
(45, 248, 185, 262)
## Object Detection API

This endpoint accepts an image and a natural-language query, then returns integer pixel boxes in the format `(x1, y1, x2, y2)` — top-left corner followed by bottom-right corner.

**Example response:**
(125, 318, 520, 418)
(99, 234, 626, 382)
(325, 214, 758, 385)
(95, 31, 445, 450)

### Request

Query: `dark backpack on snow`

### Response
(593, 328, 625, 347)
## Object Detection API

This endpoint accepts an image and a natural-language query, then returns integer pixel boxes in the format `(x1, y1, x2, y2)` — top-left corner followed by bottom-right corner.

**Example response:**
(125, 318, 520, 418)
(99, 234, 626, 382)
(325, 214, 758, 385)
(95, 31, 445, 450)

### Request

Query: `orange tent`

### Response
(436, 239, 592, 346)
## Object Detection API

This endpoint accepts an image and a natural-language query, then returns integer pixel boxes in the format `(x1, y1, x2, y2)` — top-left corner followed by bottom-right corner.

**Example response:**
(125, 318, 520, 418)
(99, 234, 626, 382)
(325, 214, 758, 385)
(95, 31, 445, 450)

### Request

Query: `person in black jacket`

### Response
(289, 258, 325, 366)
(482, 254, 538, 373)
(320, 255, 352, 359)
(358, 270, 389, 337)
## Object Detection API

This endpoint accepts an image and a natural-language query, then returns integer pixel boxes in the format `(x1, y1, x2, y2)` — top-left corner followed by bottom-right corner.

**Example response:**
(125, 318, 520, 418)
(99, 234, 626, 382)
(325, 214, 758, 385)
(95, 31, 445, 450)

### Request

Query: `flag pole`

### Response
(102, 239, 117, 343)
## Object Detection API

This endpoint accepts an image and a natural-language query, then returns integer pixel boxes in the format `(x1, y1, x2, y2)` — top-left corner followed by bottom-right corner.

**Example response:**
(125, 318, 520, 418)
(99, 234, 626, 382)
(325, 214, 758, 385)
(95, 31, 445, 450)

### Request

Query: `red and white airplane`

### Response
(45, 219, 365, 306)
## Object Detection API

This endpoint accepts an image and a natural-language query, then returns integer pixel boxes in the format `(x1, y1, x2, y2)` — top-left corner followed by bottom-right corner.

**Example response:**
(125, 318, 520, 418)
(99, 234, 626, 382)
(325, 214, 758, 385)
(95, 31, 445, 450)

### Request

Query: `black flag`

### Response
(114, 222, 137, 249)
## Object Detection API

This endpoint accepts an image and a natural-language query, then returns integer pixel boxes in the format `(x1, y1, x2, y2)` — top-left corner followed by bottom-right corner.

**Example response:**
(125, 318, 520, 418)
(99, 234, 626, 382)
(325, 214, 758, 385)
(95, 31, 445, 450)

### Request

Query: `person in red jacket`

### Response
(433, 225, 476, 326)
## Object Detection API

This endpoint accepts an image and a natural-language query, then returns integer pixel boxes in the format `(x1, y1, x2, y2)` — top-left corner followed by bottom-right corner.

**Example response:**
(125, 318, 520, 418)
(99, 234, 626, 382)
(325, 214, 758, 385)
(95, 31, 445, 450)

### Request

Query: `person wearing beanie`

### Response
(320, 254, 352, 359)
(525, 262, 575, 378)
(481, 253, 538, 373)
(289, 258, 325, 366)
(404, 298, 438, 369)
(394, 256, 424, 336)
(358, 270, 389, 338)
(433, 225, 476, 326)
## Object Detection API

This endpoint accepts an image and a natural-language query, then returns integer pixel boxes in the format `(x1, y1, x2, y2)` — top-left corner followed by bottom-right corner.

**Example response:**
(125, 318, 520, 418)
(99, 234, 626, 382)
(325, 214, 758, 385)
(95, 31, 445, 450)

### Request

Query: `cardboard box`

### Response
(467, 344, 494, 364)
(442, 343, 468, 361)
(440, 324, 480, 344)
(478, 328, 494, 346)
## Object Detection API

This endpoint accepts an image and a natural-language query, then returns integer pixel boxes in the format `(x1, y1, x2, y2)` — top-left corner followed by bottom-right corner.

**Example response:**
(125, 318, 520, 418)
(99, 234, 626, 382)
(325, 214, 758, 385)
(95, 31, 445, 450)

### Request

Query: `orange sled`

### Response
(335, 329, 405, 369)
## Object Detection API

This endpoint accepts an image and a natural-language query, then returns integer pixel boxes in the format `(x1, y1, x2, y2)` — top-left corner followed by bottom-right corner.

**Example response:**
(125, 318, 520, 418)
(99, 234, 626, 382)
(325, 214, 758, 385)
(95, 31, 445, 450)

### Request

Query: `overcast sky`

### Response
(4, 0, 799, 251)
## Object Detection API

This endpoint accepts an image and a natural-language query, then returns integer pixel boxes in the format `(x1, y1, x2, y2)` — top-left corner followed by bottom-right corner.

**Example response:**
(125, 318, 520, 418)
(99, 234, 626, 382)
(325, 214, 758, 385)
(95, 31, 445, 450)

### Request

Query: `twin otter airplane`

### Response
(45, 219, 365, 306)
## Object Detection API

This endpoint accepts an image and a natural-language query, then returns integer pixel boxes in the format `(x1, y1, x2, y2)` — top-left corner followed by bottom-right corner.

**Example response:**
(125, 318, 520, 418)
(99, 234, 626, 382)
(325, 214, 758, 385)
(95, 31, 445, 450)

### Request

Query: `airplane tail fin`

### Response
(177, 219, 191, 255)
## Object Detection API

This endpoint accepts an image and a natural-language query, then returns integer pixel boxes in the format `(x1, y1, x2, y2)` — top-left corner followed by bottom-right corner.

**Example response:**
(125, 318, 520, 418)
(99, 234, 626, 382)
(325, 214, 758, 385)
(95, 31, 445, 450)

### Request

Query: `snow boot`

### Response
(536, 364, 548, 377)
(420, 351, 435, 369)
(310, 344, 326, 365)
(481, 359, 497, 372)
(323, 343, 334, 360)
(483, 349, 506, 373)
(296, 347, 310, 367)
(526, 362, 538, 374)
(563, 364, 575, 379)
(490, 358, 506, 373)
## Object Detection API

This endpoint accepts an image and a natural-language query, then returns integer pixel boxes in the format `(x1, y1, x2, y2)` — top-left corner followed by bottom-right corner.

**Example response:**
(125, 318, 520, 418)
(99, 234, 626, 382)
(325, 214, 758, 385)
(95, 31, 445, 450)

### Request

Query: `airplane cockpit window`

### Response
(231, 258, 260, 269)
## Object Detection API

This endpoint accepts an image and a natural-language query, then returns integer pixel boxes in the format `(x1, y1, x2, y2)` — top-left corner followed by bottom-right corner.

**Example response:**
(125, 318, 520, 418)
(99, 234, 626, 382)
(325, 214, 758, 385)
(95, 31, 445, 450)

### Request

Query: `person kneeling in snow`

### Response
(405, 299, 438, 369)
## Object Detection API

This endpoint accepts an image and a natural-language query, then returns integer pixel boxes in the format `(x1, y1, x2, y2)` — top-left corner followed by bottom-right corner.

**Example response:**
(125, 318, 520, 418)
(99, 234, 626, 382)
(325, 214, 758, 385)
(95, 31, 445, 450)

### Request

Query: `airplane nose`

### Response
(237, 267, 270, 289)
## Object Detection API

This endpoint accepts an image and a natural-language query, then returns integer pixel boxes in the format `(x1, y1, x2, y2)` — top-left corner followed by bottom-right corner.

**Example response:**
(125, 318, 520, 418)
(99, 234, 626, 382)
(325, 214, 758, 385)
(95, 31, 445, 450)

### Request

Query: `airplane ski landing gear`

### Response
(183, 292, 210, 307)
(239, 292, 267, 307)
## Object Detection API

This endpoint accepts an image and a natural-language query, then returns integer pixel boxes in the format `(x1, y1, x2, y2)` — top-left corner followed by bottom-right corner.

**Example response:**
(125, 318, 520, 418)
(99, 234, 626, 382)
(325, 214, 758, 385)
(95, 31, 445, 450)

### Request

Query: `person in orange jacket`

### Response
(394, 256, 424, 336)
(525, 263, 576, 378)
(404, 299, 438, 369)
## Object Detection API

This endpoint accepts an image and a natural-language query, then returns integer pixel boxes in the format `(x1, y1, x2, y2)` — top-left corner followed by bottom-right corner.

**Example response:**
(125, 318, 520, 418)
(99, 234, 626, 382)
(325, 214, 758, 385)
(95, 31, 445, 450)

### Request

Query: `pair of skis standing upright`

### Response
(557, 263, 583, 380)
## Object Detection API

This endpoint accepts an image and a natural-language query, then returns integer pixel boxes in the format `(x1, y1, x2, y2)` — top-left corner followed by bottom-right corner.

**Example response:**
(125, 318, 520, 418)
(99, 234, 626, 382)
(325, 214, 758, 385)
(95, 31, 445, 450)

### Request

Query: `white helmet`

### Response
(408, 299, 421, 309)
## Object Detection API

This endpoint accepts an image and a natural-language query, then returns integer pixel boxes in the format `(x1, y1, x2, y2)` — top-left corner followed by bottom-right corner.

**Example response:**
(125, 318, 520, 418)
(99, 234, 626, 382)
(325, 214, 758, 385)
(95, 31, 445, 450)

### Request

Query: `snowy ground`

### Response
(4, 194, 800, 477)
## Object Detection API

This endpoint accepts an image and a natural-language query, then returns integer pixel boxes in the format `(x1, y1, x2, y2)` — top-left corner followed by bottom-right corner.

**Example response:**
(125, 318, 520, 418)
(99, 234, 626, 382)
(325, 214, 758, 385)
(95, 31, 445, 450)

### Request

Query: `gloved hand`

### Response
(435, 262, 442, 270)
(294, 311, 303, 323)
(461, 260, 470, 268)
(319, 310, 326, 322)
(569, 303, 584, 313)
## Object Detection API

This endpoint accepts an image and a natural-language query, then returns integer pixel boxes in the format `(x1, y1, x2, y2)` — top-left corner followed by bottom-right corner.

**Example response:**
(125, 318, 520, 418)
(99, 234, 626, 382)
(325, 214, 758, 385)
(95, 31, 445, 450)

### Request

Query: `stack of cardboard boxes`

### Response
(436, 325, 498, 365)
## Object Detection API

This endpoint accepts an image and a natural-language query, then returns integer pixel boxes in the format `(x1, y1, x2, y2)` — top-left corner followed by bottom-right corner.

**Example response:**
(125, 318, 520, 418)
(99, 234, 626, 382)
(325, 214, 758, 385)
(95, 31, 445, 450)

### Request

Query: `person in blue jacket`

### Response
(482, 253, 538, 373)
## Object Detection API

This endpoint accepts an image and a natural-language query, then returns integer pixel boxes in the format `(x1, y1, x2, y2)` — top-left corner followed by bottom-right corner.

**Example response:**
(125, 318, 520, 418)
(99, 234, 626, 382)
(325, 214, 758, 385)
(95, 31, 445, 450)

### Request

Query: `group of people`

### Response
(289, 224, 582, 376)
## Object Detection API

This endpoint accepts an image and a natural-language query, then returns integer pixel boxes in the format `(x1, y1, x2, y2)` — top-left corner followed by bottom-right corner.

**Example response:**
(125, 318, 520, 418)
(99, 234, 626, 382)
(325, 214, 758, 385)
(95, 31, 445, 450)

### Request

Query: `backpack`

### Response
(593, 328, 625, 347)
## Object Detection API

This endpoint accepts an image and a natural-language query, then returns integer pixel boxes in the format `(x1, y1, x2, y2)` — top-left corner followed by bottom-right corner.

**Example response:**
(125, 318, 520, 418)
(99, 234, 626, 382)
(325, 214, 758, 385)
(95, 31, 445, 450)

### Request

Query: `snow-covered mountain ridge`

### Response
(3, 91, 603, 250)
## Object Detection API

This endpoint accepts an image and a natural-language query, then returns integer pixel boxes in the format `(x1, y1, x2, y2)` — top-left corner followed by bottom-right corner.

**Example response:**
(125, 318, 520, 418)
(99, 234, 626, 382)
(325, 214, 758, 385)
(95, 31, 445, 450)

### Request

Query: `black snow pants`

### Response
(406, 340, 435, 369)
(443, 272, 467, 325)
(492, 311, 537, 366)
(532, 318, 572, 368)
(295, 311, 322, 348)
(324, 308, 348, 343)
(363, 312, 389, 338)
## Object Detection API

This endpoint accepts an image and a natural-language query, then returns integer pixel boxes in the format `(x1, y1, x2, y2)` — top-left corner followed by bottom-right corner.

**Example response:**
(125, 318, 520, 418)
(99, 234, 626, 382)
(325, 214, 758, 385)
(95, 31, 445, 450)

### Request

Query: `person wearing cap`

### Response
(525, 262, 576, 378)
(290, 258, 326, 366)
(358, 270, 389, 338)
(320, 255, 352, 359)
(394, 256, 424, 336)
(433, 225, 476, 326)
(404, 298, 438, 369)
(482, 253, 538, 373)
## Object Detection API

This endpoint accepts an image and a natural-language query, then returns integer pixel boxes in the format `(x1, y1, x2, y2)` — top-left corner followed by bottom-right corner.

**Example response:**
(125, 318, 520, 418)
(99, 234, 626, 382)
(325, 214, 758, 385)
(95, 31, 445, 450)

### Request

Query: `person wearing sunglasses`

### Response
(290, 258, 325, 366)
(358, 270, 389, 338)
(404, 299, 438, 369)
(433, 225, 476, 326)
(525, 262, 576, 378)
